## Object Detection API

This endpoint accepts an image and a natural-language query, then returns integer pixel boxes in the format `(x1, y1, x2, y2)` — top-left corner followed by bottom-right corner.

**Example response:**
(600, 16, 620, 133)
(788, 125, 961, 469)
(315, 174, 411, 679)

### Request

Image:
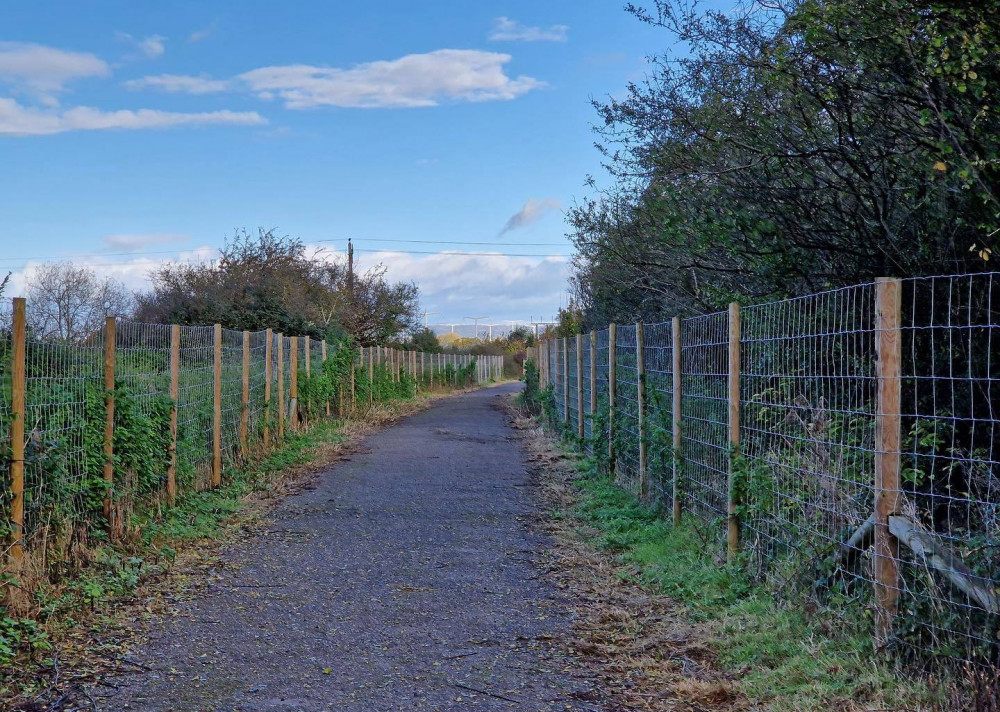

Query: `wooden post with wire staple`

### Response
(9, 298, 26, 561)
(576, 333, 585, 440)
(727, 303, 741, 561)
(608, 324, 617, 478)
(304, 335, 311, 378)
(590, 331, 597, 422)
(277, 334, 285, 441)
(103, 316, 117, 523)
(167, 325, 179, 504)
(212, 323, 222, 488)
(289, 337, 298, 429)
(322, 339, 330, 417)
(240, 330, 250, 458)
(671, 316, 682, 526)
(264, 329, 272, 447)
(875, 277, 902, 645)
(637, 322, 647, 499)
(562, 339, 569, 424)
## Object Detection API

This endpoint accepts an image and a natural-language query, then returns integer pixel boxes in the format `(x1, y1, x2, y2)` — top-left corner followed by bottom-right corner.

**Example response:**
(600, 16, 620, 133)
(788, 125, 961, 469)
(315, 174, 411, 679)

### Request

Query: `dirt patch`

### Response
(500, 398, 747, 711)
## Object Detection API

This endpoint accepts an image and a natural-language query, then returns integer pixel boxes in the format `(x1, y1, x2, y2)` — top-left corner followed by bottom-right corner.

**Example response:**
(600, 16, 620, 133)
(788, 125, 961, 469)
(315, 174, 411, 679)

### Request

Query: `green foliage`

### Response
(0, 612, 48, 666)
(566, 457, 939, 709)
(517, 358, 542, 413)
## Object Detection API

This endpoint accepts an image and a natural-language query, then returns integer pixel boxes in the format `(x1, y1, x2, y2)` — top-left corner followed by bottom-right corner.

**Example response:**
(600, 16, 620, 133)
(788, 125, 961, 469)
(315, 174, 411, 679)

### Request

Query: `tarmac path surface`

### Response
(94, 384, 604, 711)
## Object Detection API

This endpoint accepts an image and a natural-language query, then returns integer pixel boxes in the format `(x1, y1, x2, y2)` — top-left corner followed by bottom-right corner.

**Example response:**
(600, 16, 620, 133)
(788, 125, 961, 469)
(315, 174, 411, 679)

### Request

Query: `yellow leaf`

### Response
(933, 161, 948, 172)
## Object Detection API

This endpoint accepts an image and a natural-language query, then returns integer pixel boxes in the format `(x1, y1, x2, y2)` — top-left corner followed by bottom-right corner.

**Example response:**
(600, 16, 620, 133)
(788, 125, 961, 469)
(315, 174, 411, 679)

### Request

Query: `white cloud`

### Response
(124, 73, 231, 94)
(498, 198, 562, 236)
(357, 250, 568, 323)
(489, 17, 568, 43)
(123, 50, 545, 109)
(101, 233, 189, 250)
(0, 97, 266, 136)
(117, 33, 167, 59)
(0, 42, 109, 103)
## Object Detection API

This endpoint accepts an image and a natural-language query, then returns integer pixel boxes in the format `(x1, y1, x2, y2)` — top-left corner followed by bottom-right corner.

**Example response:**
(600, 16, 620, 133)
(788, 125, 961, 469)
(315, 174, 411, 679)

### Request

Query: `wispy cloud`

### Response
(101, 233, 189, 250)
(188, 23, 217, 43)
(489, 17, 568, 43)
(124, 73, 230, 94)
(498, 198, 562, 236)
(129, 49, 544, 109)
(0, 42, 109, 104)
(0, 98, 266, 136)
(117, 32, 167, 59)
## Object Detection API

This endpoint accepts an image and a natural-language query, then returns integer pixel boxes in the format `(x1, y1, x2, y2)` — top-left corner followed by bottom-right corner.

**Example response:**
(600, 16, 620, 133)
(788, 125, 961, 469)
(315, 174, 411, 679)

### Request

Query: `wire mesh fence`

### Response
(539, 273, 1000, 668)
(1, 307, 492, 561)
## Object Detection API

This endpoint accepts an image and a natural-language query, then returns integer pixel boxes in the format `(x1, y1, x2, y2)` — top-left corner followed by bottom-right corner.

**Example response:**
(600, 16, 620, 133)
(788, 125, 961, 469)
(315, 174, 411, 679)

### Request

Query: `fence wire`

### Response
(897, 274, 1000, 665)
(541, 274, 1000, 669)
(680, 311, 730, 521)
(644, 322, 674, 510)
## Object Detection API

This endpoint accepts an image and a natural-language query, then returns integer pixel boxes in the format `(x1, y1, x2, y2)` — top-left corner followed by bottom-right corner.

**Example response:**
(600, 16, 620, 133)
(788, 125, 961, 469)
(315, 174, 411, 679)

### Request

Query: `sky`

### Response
(0, 1, 670, 326)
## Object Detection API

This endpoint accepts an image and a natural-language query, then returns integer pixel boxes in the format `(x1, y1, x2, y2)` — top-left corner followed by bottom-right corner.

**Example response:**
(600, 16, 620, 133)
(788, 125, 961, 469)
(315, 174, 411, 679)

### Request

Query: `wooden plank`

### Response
(671, 316, 682, 526)
(576, 333, 585, 439)
(277, 334, 285, 441)
(727, 303, 741, 561)
(240, 330, 250, 457)
(103, 317, 116, 522)
(263, 329, 272, 446)
(212, 323, 222, 488)
(322, 339, 330, 417)
(304, 335, 311, 378)
(562, 338, 569, 424)
(636, 322, 647, 499)
(289, 336, 298, 429)
(608, 324, 617, 478)
(9, 298, 26, 561)
(875, 277, 902, 644)
(167, 324, 179, 504)
(590, 331, 597, 419)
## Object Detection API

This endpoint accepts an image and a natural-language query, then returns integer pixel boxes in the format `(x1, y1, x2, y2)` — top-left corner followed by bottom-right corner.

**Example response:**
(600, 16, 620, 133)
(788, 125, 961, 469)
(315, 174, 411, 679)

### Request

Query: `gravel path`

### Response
(94, 384, 603, 711)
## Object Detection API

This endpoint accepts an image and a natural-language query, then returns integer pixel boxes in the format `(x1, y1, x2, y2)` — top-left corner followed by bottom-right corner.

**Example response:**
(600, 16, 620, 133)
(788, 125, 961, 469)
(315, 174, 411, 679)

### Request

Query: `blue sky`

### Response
(0, 1, 668, 325)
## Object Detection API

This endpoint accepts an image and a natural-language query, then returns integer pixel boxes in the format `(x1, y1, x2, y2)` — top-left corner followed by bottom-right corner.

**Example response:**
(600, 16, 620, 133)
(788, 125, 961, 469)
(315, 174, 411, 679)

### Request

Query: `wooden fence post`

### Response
(9, 298, 26, 561)
(289, 336, 298, 429)
(368, 346, 374, 402)
(351, 347, 357, 410)
(590, 331, 597, 422)
(304, 335, 311, 378)
(576, 333, 585, 440)
(322, 339, 331, 417)
(167, 324, 179, 504)
(875, 277, 902, 644)
(562, 338, 569, 424)
(277, 334, 285, 441)
(240, 330, 250, 457)
(212, 323, 222, 488)
(672, 316, 682, 526)
(103, 316, 117, 523)
(608, 324, 617, 478)
(637, 322, 647, 499)
(264, 329, 272, 446)
(727, 303, 741, 562)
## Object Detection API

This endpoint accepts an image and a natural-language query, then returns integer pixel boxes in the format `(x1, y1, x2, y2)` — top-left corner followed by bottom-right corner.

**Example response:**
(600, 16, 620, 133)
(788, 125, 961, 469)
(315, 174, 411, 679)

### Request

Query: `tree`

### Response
(26, 263, 133, 342)
(136, 228, 421, 343)
(408, 328, 442, 353)
(572, 0, 1000, 320)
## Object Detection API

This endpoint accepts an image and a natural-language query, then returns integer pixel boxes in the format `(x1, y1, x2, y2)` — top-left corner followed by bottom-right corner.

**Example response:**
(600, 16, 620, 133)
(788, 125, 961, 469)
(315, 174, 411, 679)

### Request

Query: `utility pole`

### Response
(347, 238, 355, 298)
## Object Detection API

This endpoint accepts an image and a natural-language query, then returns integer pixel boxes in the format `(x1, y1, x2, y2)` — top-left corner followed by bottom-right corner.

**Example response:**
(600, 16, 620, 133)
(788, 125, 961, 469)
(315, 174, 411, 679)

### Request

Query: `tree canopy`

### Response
(571, 0, 1000, 323)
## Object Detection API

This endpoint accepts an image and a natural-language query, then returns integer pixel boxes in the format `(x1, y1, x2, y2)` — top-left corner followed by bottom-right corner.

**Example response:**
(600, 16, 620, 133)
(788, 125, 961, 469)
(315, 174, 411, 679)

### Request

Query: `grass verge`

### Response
(509, 400, 946, 711)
